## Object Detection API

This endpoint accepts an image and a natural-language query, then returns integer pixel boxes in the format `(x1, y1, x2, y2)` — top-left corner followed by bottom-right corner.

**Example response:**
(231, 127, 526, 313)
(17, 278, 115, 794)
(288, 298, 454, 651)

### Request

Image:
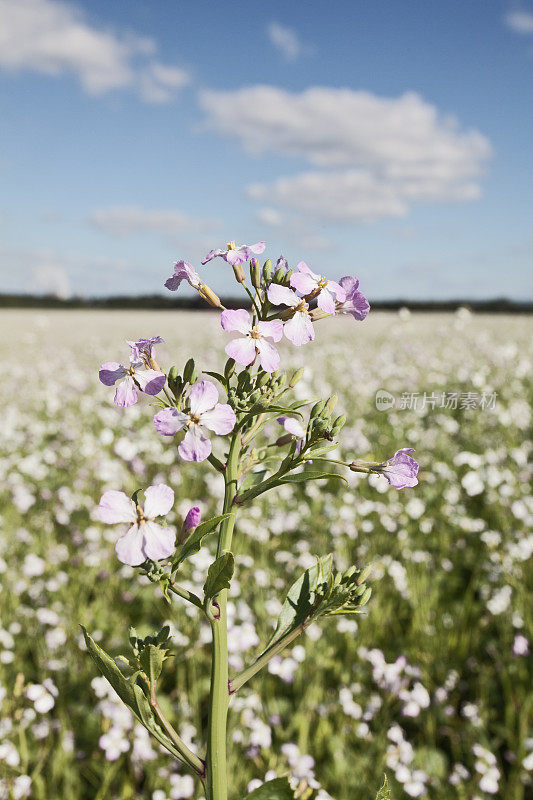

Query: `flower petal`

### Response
(201, 403, 236, 435)
(165, 275, 182, 291)
(326, 280, 346, 302)
(290, 272, 317, 295)
(153, 407, 188, 436)
(143, 484, 174, 519)
(134, 369, 166, 395)
(115, 524, 146, 566)
(283, 311, 315, 346)
(99, 362, 126, 386)
(317, 287, 336, 314)
(268, 284, 300, 307)
(225, 248, 247, 265)
(277, 416, 306, 438)
(97, 490, 137, 524)
(114, 375, 138, 407)
(256, 338, 280, 373)
(220, 308, 251, 335)
(295, 261, 320, 279)
(183, 506, 201, 531)
(225, 337, 257, 366)
(249, 241, 266, 255)
(188, 380, 219, 415)
(256, 319, 283, 342)
(201, 248, 225, 265)
(141, 521, 175, 561)
(178, 426, 212, 462)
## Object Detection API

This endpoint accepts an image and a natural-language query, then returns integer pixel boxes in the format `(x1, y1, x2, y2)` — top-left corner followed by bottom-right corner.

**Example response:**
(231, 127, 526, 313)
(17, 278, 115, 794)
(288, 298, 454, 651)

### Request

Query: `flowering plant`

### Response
(84, 241, 419, 800)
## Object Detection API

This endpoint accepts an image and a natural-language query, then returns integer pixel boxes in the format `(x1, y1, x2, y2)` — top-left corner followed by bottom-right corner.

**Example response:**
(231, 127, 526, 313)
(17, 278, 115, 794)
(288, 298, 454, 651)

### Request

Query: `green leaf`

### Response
(267, 555, 333, 647)
(81, 626, 140, 714)
(239, 469, 268, 493)
(131, 684, 190, 762)
(204, 552, 235, 598)
(172, 514, 232, 570)
(375, 775, 391, 799)
(245, 777, 295, 800)
(139, 644, 164, 687)
(203, 370, 227, 386)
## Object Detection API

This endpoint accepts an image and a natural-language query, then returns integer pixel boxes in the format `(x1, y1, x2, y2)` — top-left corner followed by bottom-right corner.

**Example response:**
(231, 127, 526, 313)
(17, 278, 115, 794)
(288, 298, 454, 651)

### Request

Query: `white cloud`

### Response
(267, 22, 303, 61)
(201, 85, 491, 222)
(0, 0, 190, 101)
(505, 9, 533, 34)
(87, 206, 219, 241)
(256, 207, 283, 226)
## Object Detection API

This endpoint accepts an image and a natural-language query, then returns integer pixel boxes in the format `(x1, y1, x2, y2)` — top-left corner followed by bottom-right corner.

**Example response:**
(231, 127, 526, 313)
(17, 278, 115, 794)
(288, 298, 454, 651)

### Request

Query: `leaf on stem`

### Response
(245, 777, 295, 799)
(203, 551, 235, 599)
(375, 775, 391, 799)
(172, 514, 232, 570)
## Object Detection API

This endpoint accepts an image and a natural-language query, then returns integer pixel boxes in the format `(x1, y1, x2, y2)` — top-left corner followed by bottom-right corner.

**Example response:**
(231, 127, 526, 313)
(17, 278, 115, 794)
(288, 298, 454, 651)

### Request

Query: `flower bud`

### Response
(358, 586, 372, 606)
(250, 258, 261, 288)
(289, 367, 304, 387)
(224, 358, 235, 379)
(257, 371, 270, 387)
(232, 263, 246, 283)
(284, 268, 294, 285)
(357, 565, 373, 584)
(324, 395, 338, 416)
(262, 259, 272, 282)
(331, 414, 346, 434)
(167, 366, 182, 396)
(183, 506, 201, 533)
(273, 267, 286, 283)
(310, 400, 326, 418)
(183, 358, 197, 386)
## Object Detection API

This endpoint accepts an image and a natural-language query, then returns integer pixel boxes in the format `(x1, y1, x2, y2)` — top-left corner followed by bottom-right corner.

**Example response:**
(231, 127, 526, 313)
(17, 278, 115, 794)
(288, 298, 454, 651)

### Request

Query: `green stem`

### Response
(205, 433, 240, 800)
(150, 697, 206, 777)
(229, 623, 307, 694)
(167, 582, 205, 613)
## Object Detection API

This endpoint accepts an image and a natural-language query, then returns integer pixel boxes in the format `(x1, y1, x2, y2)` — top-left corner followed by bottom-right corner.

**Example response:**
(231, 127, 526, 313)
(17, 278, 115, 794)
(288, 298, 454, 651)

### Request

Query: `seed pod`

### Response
(289, 367, 304, 387)
(310, 400, 326, 418)
(250, 258, 261, 289)
(262, 259, 272, 282)
(224, 358, 235, 379)
(183, 358, 197, 385)
(232, 264, 246, 283)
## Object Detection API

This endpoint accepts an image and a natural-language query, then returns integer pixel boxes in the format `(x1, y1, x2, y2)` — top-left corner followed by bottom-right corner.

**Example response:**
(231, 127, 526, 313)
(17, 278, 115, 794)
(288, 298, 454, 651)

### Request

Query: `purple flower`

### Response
(127, 336, 164, 364)
(275, 256, 289, 273)
(336, 276, 370, 321)
(267, 284, 314, 346)
(97, 484, 175, 566)
(377, 449, 419, 489)
(201, 240, 266, 266)
(153, 380, 236, 462)
(183, 506, 201, 533)
(290, 261, 346, 314)
(164, 260, 202, 292)
(220, 309, 283, 372)
(99, 340, 166, 407)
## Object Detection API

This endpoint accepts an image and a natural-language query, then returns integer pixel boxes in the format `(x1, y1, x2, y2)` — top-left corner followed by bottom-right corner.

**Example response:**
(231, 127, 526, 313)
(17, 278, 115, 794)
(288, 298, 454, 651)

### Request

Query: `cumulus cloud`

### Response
(0, 0, 190, 101)
(267, 22, 303, 61)
(200, 85, 491, 222)
(87, 206, 219, 240)
(33, 265, 71, 298)
(505, 9, 533, 34)
(256, 207, 283, 226)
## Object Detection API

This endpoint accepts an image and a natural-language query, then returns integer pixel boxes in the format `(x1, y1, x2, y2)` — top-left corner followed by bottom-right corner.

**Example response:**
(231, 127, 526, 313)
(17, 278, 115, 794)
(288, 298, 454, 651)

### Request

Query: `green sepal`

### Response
(203, 552, 235, 599)
(245, 777, 295, 799)
(203, 370, 227, 387)
(171, 514, 232, 572)
(375, 775, 391, 799)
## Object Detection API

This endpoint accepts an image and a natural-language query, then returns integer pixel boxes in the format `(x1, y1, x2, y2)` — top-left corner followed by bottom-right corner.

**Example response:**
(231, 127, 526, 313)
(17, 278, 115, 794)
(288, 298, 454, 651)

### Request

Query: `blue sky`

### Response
(0, 0, 532, 300)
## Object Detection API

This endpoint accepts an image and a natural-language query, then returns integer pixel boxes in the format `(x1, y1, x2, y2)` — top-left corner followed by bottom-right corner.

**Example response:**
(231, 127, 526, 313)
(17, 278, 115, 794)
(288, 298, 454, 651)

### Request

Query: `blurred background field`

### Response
(0, 309, 531, 800)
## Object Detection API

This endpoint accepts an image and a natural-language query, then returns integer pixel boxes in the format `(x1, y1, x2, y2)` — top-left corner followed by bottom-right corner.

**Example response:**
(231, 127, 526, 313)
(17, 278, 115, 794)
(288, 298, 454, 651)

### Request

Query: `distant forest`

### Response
(0, 294, 531, 313)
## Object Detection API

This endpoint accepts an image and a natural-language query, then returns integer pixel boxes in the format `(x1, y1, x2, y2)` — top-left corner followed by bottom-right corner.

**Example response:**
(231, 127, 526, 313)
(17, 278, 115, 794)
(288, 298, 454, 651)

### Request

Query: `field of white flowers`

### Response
(0, 309, 531, 800)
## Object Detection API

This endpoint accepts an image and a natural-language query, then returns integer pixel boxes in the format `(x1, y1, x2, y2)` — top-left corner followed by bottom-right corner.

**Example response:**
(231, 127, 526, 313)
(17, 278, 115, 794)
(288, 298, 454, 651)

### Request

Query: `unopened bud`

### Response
(183, 358, 197, 386)
(358, 586, 372, 606)
(324, 395, 338, 415)
(262, 259, 272, 282)
(289, 367, 305, 387)
(273, 267, 286, 283)
(331, 414, 346, 434)
(310, 400, 326, 418)
(357, 565, 373, 584)
(284, 268, 294, 285)
(183, 506, 201, 532)
(224, 358, 235, 379)
(276, 433, 293, 447)
(250, 258, 261, 288)
(232, 263, 246, 283)
(167, 366, 181, 395)
(257, 371, 270, 387)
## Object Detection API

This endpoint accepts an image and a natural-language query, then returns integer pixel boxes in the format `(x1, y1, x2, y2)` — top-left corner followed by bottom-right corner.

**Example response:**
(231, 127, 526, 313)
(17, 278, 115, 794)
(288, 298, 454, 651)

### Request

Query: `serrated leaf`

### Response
(245, 777, 295, 800)
(204, 552, 235, 599)
(375, 775, 391, 799)
(172, 514, 232, 570)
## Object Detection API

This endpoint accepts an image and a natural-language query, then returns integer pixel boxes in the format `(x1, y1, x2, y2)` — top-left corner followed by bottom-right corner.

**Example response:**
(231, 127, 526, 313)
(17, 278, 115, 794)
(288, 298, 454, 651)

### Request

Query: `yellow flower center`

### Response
(250, 326, 261, 339)
(226, 241, 236, 250)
